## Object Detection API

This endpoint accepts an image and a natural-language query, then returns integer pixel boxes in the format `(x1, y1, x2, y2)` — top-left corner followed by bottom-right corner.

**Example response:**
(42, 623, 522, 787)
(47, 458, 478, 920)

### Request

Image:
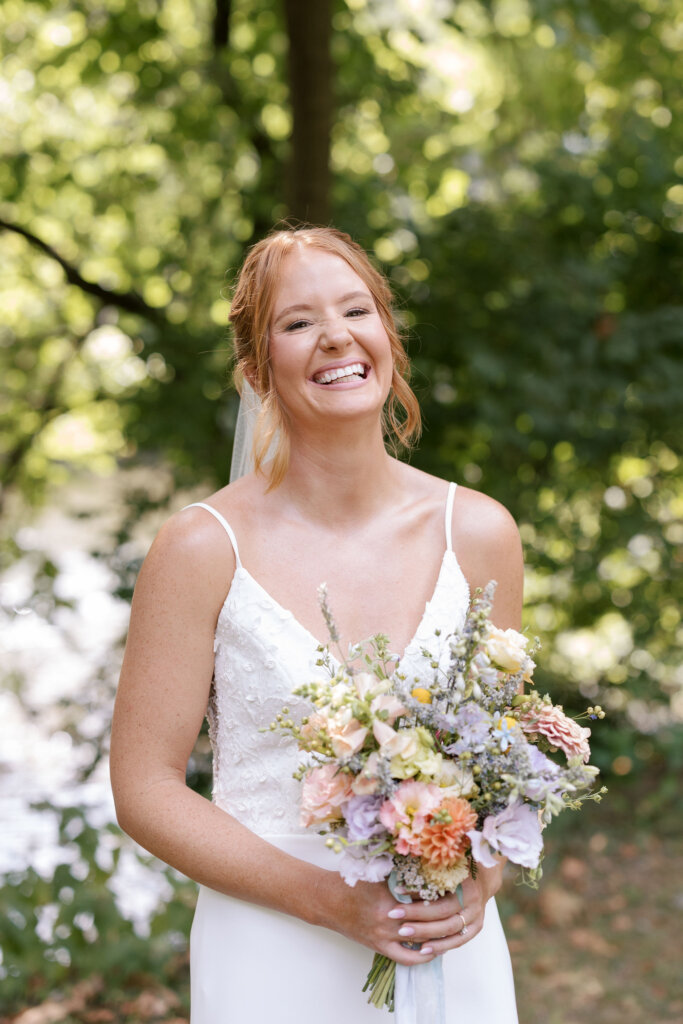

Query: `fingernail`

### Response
(398, 925, 415, 937)
(420, 946, 433, 955)
(388, 908, 406, 919)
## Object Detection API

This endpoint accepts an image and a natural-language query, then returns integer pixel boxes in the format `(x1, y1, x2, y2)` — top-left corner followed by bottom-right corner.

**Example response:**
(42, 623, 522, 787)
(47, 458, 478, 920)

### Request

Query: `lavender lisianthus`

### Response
(527, 744, 560, 776)
(343, 795, 387, 842)
(338, 848, 393, 887)
(521, 746, 562, 801)
(467, 799, 543, 869)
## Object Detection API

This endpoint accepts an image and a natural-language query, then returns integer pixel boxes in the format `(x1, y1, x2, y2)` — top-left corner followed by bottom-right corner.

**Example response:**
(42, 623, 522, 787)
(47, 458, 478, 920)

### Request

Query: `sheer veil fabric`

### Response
(229, 380, 261, 483)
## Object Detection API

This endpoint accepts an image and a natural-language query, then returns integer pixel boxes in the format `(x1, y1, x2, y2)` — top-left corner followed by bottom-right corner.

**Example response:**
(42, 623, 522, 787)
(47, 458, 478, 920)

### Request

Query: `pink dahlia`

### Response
(420, 797, 478, 867)
(379, 781, 442, 856)
(521, 704, 591, 763)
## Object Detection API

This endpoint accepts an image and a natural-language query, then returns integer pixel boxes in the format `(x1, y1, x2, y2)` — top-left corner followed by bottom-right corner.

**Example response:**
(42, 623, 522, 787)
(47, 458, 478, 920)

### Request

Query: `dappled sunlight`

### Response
(1, 0, 681, 1015)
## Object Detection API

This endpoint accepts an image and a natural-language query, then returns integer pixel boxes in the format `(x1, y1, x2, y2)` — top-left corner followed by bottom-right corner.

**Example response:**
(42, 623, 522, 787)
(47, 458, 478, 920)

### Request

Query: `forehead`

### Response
(272, 246, 369, 307)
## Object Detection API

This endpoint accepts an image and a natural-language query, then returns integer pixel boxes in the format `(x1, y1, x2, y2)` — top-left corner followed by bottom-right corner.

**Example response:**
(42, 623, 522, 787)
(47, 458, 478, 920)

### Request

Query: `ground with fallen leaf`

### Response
(500, 784, 683, 1024)
(4, 782, 682, 1024)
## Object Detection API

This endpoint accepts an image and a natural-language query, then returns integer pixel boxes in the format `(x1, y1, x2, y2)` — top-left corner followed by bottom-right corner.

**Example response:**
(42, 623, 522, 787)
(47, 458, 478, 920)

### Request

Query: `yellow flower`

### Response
(411, 687, 432, 704)
(497, 715, 518, 731)
(421, 856, 470, 896)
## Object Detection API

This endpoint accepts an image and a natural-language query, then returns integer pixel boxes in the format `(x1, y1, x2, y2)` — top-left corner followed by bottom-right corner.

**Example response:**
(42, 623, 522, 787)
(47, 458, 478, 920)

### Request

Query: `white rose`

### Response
(487, 626, 534, 678)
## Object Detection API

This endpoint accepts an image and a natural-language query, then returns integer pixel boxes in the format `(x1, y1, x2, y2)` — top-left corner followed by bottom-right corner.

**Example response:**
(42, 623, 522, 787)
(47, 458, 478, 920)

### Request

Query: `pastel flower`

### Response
(350, 751, 382, 795)
(300, 763, 354, 827)
(467, 799, 543, 869)
(434, 761, 476, 797)
(373, 720, 417, 760)
(494, 713, 520, 753)
(447, 703, 492, 755)
(379, 780, 442, 856)
(354, 672, 386, 700)
(386, 726, 442, 781)
(337, 848, 393, 887)
(421, 856, 469, 896)
(329, 682, 348, 708)
(370, 693, 407, 725)
(326, 712, 369, 758)
(521, 704, 591, 763)
(487, 626, 535, 681)
(471, 650, 499, 687)
(420, 797, 478, 867)
(343, 795, 386, 841)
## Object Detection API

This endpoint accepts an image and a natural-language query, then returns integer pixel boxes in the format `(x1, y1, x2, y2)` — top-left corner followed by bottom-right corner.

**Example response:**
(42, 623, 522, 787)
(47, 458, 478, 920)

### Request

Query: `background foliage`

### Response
(1, 0, 681, 1018)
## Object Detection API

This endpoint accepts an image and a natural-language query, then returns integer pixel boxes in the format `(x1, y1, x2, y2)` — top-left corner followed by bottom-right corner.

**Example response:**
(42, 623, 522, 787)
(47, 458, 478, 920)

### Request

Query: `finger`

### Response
(386, 940, 439, 967)
(399, 894, 465, 922)
(420, 915, 484, 955)
(396, 909, 473, 944)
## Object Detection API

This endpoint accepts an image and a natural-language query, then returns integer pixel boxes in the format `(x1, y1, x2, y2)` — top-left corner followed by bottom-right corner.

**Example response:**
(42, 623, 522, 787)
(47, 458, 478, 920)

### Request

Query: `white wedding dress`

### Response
(187, 483, 518, 1023)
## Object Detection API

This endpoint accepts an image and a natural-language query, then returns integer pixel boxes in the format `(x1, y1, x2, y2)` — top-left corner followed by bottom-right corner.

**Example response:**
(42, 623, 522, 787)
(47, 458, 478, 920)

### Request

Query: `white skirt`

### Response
(190, 835, 518, 1024)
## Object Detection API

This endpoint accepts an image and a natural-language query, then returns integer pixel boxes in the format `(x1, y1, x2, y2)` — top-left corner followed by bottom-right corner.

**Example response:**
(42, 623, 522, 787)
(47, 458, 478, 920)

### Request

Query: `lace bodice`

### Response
(186, 484, 470, 838)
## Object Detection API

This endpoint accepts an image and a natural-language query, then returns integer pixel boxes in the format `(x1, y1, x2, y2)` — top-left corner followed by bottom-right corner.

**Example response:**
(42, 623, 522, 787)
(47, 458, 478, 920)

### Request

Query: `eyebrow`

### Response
(273, 290, 373, 322)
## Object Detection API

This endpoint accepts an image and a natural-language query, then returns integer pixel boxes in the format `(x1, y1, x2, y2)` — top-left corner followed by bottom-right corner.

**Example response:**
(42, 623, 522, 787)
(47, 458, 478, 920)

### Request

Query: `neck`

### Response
(276, 420, 403, 524)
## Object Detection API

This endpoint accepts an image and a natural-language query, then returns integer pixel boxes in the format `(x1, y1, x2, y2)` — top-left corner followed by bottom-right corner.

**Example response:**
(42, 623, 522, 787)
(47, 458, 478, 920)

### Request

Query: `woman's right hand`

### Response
(317, 872, 478, 966)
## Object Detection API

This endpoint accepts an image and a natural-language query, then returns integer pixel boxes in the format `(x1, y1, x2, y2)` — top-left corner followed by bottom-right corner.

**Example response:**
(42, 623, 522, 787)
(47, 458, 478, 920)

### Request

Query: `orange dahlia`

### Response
(419, 797, 478, 867)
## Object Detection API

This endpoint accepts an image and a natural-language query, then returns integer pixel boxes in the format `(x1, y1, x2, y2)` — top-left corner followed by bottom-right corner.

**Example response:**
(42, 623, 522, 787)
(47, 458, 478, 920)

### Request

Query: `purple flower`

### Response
(522, 746, 562, 800)
(343, 795, 386, 842)
(467, 799, 543, 869)
(338, 849, 393, 887)
(446, 703, 492, 755)
(527, 744, 560, 776)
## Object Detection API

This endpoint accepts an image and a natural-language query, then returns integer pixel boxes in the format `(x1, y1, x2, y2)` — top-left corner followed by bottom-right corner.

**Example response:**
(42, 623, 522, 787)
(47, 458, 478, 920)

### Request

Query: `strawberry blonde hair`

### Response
(229, 225, 421, 489)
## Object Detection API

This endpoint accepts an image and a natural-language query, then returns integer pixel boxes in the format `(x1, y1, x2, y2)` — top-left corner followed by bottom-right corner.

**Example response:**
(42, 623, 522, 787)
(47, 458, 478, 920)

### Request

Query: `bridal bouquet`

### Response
(271, 582, 605, 1015)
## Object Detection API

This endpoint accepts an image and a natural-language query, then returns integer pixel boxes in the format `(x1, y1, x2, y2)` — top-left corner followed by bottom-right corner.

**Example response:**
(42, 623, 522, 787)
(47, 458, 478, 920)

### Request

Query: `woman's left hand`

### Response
(392, 857, 506, 960)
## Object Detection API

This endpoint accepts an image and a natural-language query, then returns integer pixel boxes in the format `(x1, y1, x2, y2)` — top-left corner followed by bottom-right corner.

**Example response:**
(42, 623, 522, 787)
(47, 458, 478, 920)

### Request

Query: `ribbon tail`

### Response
(395, 960, 445, 1024)
(388, 871, 446, 1024)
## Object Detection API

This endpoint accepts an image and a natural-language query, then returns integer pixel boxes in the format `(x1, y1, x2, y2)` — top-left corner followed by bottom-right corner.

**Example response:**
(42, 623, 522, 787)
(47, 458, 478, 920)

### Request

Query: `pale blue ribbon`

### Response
(395, 960, 445, 1024)
(389, 872, 461, 1024)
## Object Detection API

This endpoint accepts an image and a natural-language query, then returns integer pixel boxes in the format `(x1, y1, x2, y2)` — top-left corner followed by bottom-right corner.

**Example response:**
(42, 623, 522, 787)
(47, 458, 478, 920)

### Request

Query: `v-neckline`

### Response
(224, 548, 457, 666)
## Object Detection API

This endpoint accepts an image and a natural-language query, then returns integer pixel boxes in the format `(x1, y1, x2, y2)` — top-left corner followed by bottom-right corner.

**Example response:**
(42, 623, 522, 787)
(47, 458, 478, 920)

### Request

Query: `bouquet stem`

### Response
(363, 954, 396, 1011)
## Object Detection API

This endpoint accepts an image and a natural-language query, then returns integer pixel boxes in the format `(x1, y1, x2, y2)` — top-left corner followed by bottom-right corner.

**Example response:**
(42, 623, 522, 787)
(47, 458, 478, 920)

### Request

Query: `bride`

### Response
(110, 226, 522, 1022)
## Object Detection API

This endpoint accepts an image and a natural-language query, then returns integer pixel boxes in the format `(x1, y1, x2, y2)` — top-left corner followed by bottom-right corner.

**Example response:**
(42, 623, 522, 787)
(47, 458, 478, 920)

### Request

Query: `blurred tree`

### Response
(283, 0, 333, 221)
(1, 0, 682, 1011)
(1, 0, 682, 966)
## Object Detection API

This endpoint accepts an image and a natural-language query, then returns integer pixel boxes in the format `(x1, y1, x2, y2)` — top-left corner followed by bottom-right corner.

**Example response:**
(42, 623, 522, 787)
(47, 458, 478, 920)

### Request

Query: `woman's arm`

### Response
(111, 508, 330, 919)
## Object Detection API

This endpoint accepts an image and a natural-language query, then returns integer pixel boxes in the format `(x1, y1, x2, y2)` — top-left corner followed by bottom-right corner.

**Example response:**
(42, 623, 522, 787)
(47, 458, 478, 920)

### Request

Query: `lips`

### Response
(312, 361, 369, 385)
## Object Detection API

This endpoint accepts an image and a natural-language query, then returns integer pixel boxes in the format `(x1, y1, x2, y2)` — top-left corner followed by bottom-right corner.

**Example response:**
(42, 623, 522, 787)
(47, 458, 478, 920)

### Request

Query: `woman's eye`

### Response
(285, 319, 310, 331)
(345, 307, 368, 318)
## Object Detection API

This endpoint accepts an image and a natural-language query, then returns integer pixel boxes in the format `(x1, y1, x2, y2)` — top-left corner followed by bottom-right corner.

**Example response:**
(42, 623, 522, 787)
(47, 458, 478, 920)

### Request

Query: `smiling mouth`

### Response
(312, 362, 369, 385)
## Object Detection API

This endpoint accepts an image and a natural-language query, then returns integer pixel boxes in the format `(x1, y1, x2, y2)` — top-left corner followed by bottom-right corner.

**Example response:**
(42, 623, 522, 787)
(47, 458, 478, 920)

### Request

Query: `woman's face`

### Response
(268, 247, 394, 432)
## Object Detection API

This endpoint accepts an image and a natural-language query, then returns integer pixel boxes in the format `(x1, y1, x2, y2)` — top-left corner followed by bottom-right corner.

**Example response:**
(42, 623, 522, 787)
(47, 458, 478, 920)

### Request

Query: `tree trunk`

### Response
(283, 0, 333, 224)
(213, 0, 231, 51)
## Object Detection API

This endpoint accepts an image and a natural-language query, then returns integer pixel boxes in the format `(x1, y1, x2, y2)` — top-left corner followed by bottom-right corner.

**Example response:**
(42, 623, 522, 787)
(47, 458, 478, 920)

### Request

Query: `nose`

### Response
(319, 313, 352, 350)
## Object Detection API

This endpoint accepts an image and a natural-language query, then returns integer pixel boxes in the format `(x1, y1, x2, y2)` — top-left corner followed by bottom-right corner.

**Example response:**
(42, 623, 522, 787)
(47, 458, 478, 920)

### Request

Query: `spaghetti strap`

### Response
(444, 482, 457, 552)
(182, 502, 242, 568)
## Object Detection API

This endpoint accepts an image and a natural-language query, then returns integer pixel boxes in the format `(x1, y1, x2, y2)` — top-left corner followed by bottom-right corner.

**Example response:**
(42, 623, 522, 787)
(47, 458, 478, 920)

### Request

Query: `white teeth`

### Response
(314, 362, 366, 384)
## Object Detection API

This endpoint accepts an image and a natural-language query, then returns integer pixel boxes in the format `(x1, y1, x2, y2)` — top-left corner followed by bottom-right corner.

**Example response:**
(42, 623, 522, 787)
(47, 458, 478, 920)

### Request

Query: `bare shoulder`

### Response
(133, 480, 256, 624)
(453, 486, 521, 549)
(452, 485, 524, 630)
